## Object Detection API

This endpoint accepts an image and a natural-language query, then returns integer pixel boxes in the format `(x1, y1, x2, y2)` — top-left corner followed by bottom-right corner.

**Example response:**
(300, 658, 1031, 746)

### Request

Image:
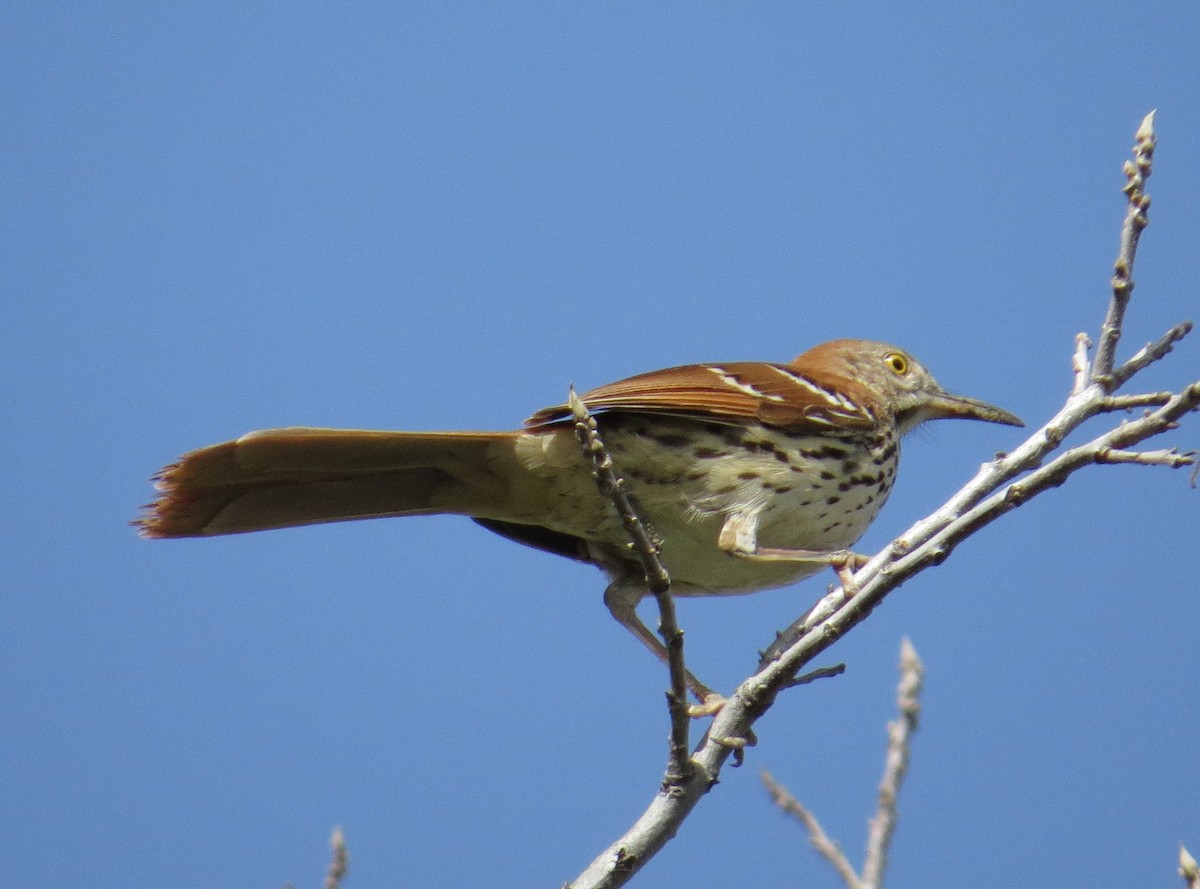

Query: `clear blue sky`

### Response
(3, 4, 1197, 887)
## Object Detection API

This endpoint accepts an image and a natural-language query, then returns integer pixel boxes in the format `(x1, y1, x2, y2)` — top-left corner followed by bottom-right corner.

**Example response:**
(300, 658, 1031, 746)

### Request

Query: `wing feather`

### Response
(526, 361, 875, 432)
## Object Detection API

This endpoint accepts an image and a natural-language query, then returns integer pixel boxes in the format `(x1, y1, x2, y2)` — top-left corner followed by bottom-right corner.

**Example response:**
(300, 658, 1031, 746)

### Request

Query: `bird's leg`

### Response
(828, 550, 869, 597)
(603, 581, 726, 715)
(718, 511, 868, 596)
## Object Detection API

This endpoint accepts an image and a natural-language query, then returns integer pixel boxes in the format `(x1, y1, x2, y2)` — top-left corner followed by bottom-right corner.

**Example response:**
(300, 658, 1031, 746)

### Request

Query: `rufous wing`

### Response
(526, 361, 875, 432)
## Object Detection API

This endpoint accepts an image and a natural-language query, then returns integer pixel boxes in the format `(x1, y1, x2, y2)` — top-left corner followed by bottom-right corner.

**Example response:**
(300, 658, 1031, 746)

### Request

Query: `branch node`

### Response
(1003, 483, 1027, 506)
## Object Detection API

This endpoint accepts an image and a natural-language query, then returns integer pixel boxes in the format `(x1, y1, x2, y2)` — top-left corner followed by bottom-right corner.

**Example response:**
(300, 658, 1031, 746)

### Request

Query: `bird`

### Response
(137, 339, 1022, 705)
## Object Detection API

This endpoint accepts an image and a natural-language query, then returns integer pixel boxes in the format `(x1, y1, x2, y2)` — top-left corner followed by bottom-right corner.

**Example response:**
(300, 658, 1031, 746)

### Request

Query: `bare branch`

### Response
(1094, 110, 1156, 382)
(1100, 392, 1176, 411)
(1112, 320, 1195, 388)
(1096, 447, 1196, 468)
(760, 640, 923, 889)
(1072, 333, 1092, 394)
(569, 389, 693, 779)
(862, 639, 923, 889)
(762, 771, 862, 889)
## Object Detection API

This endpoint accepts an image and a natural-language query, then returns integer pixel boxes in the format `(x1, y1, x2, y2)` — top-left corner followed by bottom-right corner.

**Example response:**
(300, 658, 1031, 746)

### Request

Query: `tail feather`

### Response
(136, 427, 521, 538)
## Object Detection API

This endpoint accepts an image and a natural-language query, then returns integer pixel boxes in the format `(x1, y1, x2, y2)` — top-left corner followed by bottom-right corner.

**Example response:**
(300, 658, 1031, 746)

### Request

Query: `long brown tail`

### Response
(136, 426, 524, 538)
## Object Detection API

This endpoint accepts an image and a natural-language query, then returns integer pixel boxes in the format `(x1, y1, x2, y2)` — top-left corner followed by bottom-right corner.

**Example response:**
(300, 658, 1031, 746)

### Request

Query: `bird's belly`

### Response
(628, 475, 886, 595)
(512, 421, 895, 595)
(616, 424, 893, 594)
(612, 509, 826, 594)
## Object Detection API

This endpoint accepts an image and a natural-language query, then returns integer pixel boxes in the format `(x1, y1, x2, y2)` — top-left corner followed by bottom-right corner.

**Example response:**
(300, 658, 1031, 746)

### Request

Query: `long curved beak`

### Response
(924, 391, 1024, 427)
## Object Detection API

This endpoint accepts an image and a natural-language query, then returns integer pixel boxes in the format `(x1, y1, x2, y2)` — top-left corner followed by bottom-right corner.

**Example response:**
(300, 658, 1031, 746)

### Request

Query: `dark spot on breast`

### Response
(826, 495, 841, 505)
(648, 432, 693, 449)
(802, 445, 851, 460)
(838, 473, 883, 492)
(740, 439, 764, 452)
(819, 470, 836, 480)
(737, 470, 760, 480)
(693, 447, 722, 459)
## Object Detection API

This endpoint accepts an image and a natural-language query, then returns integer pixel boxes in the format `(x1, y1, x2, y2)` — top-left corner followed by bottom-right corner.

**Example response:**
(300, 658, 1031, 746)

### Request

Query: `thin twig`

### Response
(861, 639, 923, 889)
(1100, 392, 1176, 412)
(1072, 333, 1092, 394)
(760, 641, 923, 889)
(1112, 320, 1195, 388)
(569, 388, 693, 781)
(761, 771, 862, 889)
(782, 663, 846, 689)
(1094, 110, 1156, 383)
(569, 388, 670, 592)
(1097, 447, 1196, 467)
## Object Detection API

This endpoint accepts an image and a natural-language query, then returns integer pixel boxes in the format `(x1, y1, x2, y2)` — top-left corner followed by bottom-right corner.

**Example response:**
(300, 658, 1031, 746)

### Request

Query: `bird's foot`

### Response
(829, 550, 869, 598)
(687, 692, 728, 718)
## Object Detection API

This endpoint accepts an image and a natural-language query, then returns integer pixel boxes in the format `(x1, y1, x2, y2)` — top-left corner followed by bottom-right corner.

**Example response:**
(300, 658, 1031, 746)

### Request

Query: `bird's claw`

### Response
(688, 692, 727, 717)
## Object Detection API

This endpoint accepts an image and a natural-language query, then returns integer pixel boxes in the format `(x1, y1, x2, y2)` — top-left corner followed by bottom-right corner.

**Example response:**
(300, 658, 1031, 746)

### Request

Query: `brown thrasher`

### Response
(138, 339, 1021, 704)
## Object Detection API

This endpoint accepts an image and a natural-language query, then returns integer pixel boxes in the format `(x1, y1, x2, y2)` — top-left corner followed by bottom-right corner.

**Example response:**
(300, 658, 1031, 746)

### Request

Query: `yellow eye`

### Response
(885, 353, 909, 375)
